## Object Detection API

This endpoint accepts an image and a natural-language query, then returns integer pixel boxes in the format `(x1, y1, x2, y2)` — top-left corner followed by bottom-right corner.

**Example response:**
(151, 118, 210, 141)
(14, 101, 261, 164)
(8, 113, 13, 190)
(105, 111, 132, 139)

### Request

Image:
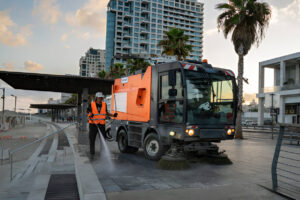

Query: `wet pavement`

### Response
(90, 135, 282, 197)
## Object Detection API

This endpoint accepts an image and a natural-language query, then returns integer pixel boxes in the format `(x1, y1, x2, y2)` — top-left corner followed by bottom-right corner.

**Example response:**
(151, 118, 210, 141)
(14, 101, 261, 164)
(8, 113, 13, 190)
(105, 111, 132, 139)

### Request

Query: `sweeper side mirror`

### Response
(168, 88, 177, 97)
(168, 70, 177, 86)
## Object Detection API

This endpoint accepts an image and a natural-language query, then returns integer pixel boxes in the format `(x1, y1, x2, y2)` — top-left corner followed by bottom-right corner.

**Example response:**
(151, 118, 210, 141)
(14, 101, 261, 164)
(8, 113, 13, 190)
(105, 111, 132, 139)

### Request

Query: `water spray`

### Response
(96, 125, 115, 171)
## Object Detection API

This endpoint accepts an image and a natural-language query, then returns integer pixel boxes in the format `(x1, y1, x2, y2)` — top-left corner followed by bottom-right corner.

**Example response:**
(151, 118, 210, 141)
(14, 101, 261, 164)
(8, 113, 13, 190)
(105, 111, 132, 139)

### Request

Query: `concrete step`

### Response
(27, 175, 50, 200)
(65, 126, 106, 200)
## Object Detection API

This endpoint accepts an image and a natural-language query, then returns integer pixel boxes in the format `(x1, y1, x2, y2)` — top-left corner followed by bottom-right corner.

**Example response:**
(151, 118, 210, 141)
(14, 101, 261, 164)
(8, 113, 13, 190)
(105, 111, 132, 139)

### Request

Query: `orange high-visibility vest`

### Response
(163, 103, 176, 121)
(88, 101, 107, 125)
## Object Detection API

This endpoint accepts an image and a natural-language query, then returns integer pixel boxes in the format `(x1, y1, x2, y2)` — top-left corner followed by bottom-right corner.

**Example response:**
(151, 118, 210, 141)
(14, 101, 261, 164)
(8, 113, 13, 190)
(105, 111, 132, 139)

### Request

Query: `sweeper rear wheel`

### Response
(117, 129, 139, 153)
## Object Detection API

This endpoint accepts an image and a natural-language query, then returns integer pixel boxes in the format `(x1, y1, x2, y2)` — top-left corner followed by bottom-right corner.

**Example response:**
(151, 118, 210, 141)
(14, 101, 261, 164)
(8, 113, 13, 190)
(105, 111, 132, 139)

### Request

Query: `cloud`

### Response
(271, 0, 300, 24)
(71, 30, 92, 40)
(61, 33, 68, 41)
(0, 62, 15, 71)
(204, 28, 218, 36)
(33, 0, 61, 24)
(0, 11, 32, 47)
(65, 0, 108, 36)
(24, 60, 44, 72)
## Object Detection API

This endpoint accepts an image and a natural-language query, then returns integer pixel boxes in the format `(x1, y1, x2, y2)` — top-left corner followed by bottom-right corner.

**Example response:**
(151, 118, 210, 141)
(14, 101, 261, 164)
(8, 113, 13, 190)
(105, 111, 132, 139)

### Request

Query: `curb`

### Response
(65, 126, 106, 200)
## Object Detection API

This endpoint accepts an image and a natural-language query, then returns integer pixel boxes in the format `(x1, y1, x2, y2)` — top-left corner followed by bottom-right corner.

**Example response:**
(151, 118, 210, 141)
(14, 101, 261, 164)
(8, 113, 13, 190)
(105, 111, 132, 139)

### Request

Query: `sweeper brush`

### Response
(157, 143, 190, 170)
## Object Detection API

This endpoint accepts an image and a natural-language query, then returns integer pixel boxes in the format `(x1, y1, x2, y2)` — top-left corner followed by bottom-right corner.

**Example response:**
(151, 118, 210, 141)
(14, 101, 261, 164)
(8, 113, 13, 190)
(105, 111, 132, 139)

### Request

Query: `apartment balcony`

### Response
(141, 18, 149, 23)
(140, 28, 149, 33)
(124, 12, 132, 17)
(140, 39, 149, 44)
(123, 33, 132, 38)
(141, 7, 149, 13)
(123, 22, 132, 28)
(140, 49, 148, 54)
(123, 43, 132, 49)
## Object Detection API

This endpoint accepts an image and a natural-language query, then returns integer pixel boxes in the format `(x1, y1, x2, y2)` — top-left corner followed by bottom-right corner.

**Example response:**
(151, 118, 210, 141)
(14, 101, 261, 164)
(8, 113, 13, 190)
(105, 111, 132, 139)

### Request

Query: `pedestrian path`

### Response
(0, 122, 77, 200)
(0, 122, 289, 200)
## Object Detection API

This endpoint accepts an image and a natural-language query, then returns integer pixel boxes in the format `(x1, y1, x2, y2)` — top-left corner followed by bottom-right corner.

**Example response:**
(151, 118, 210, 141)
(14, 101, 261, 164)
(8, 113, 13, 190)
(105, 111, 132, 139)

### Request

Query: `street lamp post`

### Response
(0, 88, 5, 125)
(11, 95, 17, 113)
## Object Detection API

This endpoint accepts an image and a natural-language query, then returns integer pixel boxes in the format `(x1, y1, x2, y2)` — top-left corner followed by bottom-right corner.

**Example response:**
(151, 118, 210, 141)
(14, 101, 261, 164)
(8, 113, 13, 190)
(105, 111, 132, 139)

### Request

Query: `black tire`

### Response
(143, 133, 165, 161)
(117, 130, 139, 154)
(117, 129, 130, 153)
(128, 146, 139, 153)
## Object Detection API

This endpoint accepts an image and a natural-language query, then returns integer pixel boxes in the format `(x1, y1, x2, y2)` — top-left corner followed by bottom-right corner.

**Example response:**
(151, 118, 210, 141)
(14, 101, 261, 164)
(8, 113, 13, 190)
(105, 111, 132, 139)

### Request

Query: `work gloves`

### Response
(114, 113, 118, 117)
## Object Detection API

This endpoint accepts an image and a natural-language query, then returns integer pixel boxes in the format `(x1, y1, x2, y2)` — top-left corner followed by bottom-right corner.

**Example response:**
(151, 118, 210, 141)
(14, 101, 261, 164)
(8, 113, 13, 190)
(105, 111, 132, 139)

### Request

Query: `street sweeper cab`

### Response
(110, 60, 238, 160)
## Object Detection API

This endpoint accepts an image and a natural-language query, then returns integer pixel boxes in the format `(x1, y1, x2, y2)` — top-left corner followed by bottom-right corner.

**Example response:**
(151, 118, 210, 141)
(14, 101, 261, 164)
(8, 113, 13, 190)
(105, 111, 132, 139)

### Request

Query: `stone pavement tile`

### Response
(103, 184, 123, 193)
(107, 183, 285, 200)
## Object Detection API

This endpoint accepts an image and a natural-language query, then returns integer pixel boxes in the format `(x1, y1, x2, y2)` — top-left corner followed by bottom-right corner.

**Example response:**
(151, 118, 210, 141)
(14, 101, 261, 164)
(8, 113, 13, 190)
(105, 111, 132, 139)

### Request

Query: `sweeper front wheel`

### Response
(143, 133, 165, 161)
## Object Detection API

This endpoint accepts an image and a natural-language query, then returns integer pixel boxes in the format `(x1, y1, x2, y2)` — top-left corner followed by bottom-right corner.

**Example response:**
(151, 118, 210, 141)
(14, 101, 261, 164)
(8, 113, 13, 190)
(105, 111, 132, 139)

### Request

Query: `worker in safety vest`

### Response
(163, 101, 176, 122)
(87, 92, 117, 158)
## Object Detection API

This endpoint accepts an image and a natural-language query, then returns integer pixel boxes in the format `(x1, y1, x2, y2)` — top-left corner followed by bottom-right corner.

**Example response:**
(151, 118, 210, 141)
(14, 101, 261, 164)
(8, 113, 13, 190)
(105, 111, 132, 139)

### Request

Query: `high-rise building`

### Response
(79, 48, 106, 77)
(105, 0, 203, 69)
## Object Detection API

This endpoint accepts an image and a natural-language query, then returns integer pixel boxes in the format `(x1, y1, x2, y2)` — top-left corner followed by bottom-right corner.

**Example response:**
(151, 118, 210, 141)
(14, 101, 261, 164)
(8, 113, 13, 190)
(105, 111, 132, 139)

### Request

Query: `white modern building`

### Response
(257, 52, 300, 125)
(79, 48, 106, 77)
(105, 0, 204, 69)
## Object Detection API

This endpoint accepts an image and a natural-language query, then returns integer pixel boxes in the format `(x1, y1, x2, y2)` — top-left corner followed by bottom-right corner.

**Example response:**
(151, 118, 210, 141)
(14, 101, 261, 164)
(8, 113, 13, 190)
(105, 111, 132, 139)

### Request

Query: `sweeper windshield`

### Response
(185, 70, 235, 125)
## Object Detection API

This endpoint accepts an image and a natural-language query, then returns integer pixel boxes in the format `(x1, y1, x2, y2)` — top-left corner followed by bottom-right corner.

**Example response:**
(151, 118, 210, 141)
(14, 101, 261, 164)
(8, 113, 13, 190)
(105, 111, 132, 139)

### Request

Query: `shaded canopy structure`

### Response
(0, 71, 114, 94)
(0, 71, 115, 131)
(30, 104, 77, 109)
(30, 104, 77, 123)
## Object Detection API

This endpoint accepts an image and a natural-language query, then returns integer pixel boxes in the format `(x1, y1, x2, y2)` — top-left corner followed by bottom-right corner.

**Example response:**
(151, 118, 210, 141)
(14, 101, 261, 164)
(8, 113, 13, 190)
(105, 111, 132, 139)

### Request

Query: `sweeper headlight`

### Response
(185, 129, 194, 136)
(227, 128, 235, 135)
(169, 131, 176, 136)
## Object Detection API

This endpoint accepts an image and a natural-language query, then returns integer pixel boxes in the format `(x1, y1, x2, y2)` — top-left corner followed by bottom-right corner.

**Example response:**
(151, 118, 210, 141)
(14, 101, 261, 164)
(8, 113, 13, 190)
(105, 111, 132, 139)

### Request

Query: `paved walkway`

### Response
(0, 122, 76, 200)
(87, 136, 284, 200)
(0, 123, 291, 200)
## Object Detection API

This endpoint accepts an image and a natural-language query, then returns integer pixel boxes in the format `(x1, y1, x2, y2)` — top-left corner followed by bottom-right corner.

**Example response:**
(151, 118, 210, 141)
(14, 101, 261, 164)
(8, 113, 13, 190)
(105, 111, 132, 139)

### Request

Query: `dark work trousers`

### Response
(89, 123, 106, 155)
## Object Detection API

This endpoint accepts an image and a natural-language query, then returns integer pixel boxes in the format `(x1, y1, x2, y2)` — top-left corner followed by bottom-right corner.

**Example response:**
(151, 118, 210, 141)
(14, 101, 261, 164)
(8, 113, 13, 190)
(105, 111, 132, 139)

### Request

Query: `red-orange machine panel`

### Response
(111, 66, 152, 122)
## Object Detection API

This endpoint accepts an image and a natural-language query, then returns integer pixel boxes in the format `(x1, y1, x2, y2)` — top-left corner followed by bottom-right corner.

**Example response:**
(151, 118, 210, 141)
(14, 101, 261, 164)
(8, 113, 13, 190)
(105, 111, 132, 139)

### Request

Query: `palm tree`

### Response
(158, 27, 193, 61)
(110, 63, 126, 79)
(126, 58, 151, 74)
(216, 0, 271, 139)
(98, 70, 107, 78)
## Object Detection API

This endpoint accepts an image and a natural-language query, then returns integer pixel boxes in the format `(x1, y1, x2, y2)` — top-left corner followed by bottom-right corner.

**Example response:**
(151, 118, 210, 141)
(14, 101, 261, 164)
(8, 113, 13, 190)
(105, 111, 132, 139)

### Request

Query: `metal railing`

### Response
(271, 124, 300, 199)
(243, 125, 279, 139)
(9, 122, 76, 181)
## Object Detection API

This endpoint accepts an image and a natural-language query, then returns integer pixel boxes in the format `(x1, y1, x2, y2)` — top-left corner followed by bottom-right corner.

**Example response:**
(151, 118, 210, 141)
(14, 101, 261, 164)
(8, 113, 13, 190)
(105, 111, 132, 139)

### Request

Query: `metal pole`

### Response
(271, 125, 284, 191)
(10, 152, 12, 181)
(14, 96, 17, 113)
(1, 88, 5, 125)
(1, 138, 3, 165)
(271, 93, 274, 139)
(82, 88, 88, 132)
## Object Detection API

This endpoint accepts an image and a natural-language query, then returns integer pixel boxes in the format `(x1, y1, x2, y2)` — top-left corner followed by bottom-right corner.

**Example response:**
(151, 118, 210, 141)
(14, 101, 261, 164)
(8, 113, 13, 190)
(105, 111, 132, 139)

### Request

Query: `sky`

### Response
(0, 0, 300, 112)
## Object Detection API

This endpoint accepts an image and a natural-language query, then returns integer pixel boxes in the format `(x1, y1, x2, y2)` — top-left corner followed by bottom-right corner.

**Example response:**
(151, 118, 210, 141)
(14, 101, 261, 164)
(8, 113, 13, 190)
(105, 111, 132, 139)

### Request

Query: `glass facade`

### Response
(105, 0, 203, 69)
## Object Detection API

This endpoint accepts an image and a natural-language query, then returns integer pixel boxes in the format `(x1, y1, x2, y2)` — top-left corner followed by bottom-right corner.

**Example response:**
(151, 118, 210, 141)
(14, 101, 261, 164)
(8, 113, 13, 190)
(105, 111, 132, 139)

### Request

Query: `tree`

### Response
(216, 0, 271, 139)
(98, 70, 107, 78)
(64, 94, 77, 105)
(109, 63, 126, 79)
(158, 27, 193, 61)
(126, 58, 150, 74)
